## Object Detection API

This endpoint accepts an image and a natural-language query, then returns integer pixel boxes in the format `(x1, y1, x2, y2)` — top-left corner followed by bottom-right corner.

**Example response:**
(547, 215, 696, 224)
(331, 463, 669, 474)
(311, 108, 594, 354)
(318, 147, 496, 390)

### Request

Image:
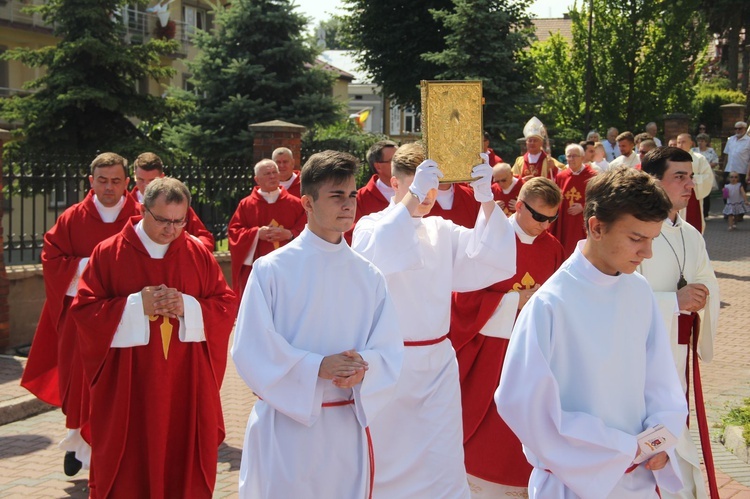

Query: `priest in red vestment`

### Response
(551, 144, 598, 259)
(427, 183, 481, 228)
(228, 159, 306, 297)
(21, 152, 139, 476)
(273, 147, 301, 198)
(492, 163, 524, 216)
(450, 177, 564, 495)
(129, 152, 215, 251)
(512, 116, 564, 181)
(71, 178, 237, 499)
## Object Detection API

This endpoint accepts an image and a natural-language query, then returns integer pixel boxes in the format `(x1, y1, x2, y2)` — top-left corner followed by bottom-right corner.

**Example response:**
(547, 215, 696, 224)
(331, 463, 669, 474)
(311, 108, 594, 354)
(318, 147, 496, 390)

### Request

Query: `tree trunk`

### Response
(726, 15, 741, 89)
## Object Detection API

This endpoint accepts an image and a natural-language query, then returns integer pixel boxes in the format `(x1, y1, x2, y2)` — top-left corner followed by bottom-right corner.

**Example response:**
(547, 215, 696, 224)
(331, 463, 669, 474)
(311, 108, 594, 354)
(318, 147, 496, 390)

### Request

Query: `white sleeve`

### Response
(451, 203, 517, 292)
(111, 292, 150, 348)
(242, 232, 261, 266)
(350, 276, 403, 428)
(66, 257, 90, 297)
(178, 294, 205, 342)
(479, 292, 519, 339)
(651, 291, 680, 357)
(693, 237, 720, 362)
(231, 264, 326, 427)
(352, 204, 423, 275)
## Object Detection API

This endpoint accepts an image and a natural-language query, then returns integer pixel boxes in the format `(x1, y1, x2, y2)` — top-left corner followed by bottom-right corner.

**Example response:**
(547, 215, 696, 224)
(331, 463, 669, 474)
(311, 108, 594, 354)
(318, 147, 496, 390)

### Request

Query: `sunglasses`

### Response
(521, 200, 558, 223)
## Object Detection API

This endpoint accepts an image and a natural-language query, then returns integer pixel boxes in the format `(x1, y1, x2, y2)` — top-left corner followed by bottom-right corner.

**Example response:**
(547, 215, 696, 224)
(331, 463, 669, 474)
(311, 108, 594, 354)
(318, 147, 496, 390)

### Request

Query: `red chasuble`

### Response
(551, 165, 597, 259)
(130, 188, 215, 251)
(487, 148, 503, 167)
(228, 187, 306, 297)
(21, 192, 139, 422)
(356, 175, 390, 222)
(427, 183, 481, 228)
(71, 220, 237, 499)
(450, 230, 564, 486)
(491, 178, 524, 217)
(282, 171, 302, 198)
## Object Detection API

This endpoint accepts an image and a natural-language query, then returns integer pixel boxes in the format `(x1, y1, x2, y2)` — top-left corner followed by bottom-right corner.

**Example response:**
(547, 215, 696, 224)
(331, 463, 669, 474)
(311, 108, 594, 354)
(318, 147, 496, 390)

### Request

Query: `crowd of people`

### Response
(18, 112, 748, 498)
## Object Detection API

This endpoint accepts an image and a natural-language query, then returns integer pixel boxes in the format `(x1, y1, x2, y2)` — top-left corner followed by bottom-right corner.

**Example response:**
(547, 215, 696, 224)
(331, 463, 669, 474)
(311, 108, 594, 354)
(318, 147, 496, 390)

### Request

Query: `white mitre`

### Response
(523, 116, 545, 139)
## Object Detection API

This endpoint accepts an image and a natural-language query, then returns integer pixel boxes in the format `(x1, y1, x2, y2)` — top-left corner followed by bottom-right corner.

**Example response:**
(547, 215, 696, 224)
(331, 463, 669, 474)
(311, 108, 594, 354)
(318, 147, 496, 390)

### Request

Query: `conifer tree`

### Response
(167, 0, 342, 159)
(0, 0, 178, 156)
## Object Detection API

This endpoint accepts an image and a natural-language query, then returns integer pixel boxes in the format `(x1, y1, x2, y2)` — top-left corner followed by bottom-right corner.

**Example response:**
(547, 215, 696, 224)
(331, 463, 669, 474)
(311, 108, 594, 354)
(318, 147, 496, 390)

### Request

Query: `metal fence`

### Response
(1, 142, 373, 264)
(2, 155, 253, 264)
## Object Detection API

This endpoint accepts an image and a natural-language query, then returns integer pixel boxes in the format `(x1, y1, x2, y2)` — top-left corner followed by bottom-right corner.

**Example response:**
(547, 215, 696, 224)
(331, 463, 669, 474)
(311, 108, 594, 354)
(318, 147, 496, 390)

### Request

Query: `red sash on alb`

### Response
(678, 313, 719, 499)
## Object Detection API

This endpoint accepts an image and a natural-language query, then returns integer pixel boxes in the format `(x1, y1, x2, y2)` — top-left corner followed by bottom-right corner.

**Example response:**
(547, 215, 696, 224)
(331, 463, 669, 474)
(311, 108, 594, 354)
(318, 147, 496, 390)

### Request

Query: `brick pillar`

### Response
(248, 120, 307, 169)
(0, 130, 11, 351)
(663, 113, 690, 145)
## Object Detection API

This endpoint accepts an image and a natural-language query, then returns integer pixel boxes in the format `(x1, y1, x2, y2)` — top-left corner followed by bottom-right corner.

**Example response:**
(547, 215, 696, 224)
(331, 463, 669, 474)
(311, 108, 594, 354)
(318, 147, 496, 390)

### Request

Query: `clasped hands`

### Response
(142, 284, 184, 318)
(319, 350, 368, 389)
(258, 226, 291, 242)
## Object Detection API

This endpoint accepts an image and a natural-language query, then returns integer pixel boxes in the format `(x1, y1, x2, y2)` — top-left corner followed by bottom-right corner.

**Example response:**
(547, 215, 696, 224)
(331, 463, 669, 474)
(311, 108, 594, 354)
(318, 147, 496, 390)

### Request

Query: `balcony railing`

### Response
(0, 0, 49, 31)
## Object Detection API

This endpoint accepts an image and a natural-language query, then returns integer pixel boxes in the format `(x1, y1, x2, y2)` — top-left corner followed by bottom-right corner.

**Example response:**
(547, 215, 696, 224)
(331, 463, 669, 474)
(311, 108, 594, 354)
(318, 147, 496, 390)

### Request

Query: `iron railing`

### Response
(2, 155, 253, 264)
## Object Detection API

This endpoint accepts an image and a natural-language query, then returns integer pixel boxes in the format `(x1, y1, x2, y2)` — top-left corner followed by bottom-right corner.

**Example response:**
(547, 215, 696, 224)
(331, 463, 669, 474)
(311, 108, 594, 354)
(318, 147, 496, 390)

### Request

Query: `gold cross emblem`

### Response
(148, 315, 173, 360)
(512, 272, 536, 291)
(565, 187, 582, 206)
(269, 219, 285, 250)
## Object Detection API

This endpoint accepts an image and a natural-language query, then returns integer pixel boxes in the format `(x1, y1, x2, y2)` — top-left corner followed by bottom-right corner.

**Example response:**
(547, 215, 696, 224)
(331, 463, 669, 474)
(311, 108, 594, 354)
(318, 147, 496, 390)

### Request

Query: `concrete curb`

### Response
(0, 393, 55, 426)
(723, 425, 750, 464)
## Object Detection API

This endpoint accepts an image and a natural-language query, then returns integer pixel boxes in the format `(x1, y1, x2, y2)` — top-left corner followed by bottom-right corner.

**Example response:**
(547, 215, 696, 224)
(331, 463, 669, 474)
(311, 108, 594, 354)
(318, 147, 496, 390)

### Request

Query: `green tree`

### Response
(0, 0, 178, 157)
(424, 0, 536, 157)
(340, 0, 453, 107)
(528, 0, 707, 135)
(700, 0, 750, 92)
(165, 0, 342, 160)
(524, 34, 584, 132)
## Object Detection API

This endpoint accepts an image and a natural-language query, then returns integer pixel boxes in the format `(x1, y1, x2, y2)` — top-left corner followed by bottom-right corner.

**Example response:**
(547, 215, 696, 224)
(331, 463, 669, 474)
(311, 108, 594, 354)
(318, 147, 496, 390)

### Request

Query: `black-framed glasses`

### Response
(145, 206, 187, 228)
(521, 200, 558, 223)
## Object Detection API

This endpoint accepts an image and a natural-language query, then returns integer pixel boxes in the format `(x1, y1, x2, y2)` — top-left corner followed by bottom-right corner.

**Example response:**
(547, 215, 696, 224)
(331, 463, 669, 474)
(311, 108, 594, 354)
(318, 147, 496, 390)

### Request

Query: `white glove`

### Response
(470, 153, 494, 203)
(409, 159, 443, 202)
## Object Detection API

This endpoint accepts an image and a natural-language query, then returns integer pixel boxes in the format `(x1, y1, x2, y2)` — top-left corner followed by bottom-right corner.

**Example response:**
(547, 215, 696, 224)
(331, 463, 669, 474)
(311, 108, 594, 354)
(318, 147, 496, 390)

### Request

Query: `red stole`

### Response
(685, 191, 703, 233)
(521, 151, 557, 180)
(282, 172, 301, 198)
(450, 231, 564, 485)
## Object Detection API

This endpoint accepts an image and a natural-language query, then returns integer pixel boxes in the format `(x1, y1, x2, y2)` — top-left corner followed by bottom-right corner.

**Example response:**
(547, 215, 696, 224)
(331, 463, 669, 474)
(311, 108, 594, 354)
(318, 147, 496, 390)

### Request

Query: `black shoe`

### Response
(64, 451, 83, 476)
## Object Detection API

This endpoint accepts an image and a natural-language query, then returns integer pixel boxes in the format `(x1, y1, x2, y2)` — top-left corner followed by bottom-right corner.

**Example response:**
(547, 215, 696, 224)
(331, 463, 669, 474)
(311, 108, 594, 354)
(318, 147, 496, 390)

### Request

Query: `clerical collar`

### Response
(298, 227, 346, 253)
(570, 167, 585, 176)
(574, 240, 620, 286)
(135, 220, 170, 259)
(510, 214, 537, 244)
(258, 188, 281, 204)
(436, 185, 454, 209)
(93, 194, 126, 223)
(279, 172, 297, 190)
(375, 177, 395, 200)
(527, 152, 541, 163)
(664, 214, 683, 228)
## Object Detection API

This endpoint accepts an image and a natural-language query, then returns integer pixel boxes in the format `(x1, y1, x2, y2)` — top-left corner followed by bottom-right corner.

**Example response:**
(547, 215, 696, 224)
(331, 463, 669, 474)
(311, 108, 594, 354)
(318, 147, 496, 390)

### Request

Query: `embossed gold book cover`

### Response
(420, 80, 483, 183)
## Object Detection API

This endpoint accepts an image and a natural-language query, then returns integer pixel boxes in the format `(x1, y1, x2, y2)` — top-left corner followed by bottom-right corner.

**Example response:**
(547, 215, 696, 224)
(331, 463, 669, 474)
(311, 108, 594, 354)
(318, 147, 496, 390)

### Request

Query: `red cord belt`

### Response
(403, 333, 449, 347)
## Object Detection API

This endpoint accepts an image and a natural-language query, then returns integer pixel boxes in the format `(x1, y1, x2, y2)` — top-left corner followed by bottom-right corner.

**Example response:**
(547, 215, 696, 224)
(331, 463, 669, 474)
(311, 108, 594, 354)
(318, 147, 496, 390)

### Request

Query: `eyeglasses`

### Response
(521, 200, 558, 223)
(145, 206, 187, 228)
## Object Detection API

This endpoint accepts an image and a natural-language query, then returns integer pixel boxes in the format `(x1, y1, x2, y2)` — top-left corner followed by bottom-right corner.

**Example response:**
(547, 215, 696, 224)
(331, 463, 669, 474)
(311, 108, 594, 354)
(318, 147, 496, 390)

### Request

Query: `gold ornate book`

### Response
(420, 80, 484, 183)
